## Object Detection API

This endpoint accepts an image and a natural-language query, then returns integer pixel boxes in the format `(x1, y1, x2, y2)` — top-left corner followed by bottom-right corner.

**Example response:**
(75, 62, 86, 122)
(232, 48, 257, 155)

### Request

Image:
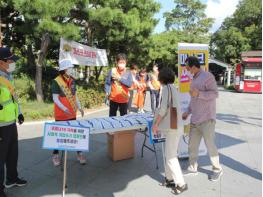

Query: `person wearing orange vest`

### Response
(127, 64, 139, 113)
(51, 59, 85, 166)
(147, 64, 161, 113)
(105, 53, 133, 117)
(0, 47, 27, 197)
(134, 68, 147, 113)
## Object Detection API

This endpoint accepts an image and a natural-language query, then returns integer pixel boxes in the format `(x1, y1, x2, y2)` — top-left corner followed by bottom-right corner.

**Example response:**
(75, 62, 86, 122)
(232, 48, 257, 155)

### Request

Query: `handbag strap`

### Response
(167, 84, 173, 108)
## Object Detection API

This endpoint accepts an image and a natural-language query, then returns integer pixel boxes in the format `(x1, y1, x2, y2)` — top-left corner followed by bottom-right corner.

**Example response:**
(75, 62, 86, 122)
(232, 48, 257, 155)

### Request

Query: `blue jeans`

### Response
(150, 89, 160, 112)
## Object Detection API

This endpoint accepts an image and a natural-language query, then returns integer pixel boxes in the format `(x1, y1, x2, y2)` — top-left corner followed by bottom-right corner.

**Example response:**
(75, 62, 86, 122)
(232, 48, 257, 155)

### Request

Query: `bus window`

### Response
(244, 68, 262, 80)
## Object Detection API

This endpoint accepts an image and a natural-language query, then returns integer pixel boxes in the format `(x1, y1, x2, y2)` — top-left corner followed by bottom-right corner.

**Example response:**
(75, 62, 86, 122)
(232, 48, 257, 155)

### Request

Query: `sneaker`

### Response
(183, 169, 198, 176)
(5, 178, 27, 188)
(77, 153, 86, 165)
(52, 154, 60, 166)
(209, 170, 223, 181)
(171, 184, 188, 195)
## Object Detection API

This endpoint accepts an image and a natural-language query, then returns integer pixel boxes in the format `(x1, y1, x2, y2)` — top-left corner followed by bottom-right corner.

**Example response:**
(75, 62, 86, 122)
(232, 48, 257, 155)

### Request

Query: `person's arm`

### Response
(198, 74, 218, 100)
(52, 94, 68, 112)
(104, 70, 112, 96)
(147, 74, 154, 90)
(119, 71, 133, 88)
(182, 105, 191, 120)
(76, 95, 84, 117)
(76, 95, 82, 110)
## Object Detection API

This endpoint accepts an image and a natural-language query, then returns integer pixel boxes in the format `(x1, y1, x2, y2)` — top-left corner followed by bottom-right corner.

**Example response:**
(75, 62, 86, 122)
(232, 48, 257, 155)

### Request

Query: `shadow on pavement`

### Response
(196, 132, 262, 181)
(216, 113, 262, 127)
(8, 133, 165, 197)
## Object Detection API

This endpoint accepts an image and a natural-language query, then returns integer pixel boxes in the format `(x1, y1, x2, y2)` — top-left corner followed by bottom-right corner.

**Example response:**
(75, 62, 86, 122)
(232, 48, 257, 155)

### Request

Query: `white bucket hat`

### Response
(59, 59, 74, 71)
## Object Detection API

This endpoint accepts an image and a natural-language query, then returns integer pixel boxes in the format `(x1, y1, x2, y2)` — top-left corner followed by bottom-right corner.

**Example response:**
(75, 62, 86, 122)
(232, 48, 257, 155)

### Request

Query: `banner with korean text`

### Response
(42, 123, 90, 152)
(59, 38, 108, 66)
(177, 43, 209, 158)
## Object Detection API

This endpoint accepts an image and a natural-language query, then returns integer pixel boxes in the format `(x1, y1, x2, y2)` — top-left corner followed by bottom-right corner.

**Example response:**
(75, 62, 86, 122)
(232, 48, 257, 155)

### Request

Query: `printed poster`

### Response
(178, 43, 209, 158)
(42, 123, 90, 152)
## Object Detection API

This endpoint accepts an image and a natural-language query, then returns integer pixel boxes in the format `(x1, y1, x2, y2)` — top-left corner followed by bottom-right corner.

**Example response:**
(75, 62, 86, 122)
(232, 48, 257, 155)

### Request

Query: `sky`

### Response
(154, 0, 240, 33)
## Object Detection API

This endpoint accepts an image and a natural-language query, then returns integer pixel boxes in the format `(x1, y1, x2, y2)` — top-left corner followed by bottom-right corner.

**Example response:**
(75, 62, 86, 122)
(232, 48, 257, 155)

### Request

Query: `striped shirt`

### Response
(188, 69, 218, 124)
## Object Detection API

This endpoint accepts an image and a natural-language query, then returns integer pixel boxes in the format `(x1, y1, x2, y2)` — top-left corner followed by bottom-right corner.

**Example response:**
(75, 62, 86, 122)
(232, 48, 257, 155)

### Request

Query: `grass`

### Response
(20, 101, 54, 121)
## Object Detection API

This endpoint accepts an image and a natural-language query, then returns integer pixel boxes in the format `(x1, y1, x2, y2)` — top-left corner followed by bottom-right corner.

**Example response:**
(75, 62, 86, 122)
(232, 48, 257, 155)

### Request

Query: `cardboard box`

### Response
(107, 130, 136, 161)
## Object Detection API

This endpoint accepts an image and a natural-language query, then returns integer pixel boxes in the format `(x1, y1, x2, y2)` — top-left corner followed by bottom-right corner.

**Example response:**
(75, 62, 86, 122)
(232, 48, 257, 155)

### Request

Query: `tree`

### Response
(147, 0, 213, 72)
(164, 0, 214, 35)
(86, 0, 160, 66)
(211, 0, 262, 64)
(2, 0, 85, 102)
(211, 27, 250, 64)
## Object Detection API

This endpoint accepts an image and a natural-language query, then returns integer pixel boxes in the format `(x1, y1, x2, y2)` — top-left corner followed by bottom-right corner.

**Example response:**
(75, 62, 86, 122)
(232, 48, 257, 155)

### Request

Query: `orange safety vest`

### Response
(54, 75, 77, 121)
(150, 73, 161, 90)
(134, 76, 146, 108)
(129, 82, 137, 90)
(110, 68, 130, 103)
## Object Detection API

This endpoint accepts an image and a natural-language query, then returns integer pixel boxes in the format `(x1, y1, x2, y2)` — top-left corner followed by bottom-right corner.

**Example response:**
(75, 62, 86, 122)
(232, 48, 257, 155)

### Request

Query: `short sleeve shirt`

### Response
(51, 77, 76, 97)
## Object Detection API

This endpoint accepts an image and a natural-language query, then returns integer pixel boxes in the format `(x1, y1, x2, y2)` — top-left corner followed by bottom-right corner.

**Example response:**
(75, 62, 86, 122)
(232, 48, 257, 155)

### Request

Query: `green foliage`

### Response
(14, 75, 36, 103)
(148, 0, 213, 71)
(76, 82, 105, 109)
(87, 0, 160, 65)
(20, 101, 54, 120)
(224, 85, 235, 91)
(211, 0, 262, 63)
(164, 0, 214, 35)
(211, 27, 251, 64)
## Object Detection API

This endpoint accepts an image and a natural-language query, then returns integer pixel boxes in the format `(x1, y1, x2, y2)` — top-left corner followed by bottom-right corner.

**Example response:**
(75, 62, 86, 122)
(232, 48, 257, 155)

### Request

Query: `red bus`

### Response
(235, 57, 262, 93)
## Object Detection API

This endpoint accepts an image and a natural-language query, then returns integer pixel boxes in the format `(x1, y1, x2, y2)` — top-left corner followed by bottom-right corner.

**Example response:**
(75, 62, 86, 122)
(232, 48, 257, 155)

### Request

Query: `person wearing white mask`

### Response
(104, 53, 133, 117)
(147, 64, 161, 113)
(51, 59, 85, 166)
(0, 47, 26, 197)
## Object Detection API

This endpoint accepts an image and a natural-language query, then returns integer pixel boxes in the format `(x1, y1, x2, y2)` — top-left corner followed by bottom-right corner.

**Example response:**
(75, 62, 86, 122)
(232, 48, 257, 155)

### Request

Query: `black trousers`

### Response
(127, 90, 134, 111)
(109, 100, 128, 117)
(0, 123, 18, 191)
(150, 89, 160, 112)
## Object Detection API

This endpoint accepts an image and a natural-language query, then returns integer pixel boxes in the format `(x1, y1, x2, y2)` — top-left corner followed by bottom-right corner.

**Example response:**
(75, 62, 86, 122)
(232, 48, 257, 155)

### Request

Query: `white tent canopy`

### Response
(209, 58, 232, 86)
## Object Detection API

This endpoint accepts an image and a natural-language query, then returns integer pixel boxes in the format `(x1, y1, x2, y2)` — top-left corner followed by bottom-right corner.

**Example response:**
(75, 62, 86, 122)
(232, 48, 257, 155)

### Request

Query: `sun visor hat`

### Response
(0, 47, 20, 62)
(59, 59, 74, 71)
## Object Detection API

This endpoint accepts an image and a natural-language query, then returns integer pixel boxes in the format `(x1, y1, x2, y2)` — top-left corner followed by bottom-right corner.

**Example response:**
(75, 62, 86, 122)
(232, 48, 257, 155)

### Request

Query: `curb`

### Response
(21, 107, 108, 126)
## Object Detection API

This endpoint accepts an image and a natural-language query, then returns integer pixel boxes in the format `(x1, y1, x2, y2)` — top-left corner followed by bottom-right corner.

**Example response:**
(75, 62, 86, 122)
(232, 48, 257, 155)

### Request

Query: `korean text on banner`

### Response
(42, 123, 90, 152)
(178, 43, 209, 94)
(59, 38, 108, 67)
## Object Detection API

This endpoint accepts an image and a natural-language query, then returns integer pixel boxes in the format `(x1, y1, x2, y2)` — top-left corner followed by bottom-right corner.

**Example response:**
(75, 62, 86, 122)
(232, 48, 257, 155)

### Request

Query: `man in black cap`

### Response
(0, 47, 27, 197)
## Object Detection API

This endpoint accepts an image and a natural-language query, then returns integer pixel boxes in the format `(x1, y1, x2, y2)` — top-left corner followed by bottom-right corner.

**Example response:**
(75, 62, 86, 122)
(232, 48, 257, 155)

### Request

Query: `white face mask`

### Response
(186, 70, 194, 79)
(66, 68, 75, 78)
(118, 63, 126, 70)
(7, 63, 16, 73)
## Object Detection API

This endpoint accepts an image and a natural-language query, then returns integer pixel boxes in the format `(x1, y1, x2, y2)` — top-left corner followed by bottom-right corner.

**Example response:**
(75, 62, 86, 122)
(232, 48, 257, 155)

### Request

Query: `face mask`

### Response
(186, 70, 194, 79)
(118, 63, 126, 70)
(66, 68, 75, 78)
(7, 63, 16, 73)
(153, 67, 158, 72)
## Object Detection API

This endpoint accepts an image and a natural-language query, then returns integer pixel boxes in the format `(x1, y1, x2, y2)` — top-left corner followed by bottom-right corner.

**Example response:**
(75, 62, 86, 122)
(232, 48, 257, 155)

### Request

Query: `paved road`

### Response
(5, 88, 262, 197)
